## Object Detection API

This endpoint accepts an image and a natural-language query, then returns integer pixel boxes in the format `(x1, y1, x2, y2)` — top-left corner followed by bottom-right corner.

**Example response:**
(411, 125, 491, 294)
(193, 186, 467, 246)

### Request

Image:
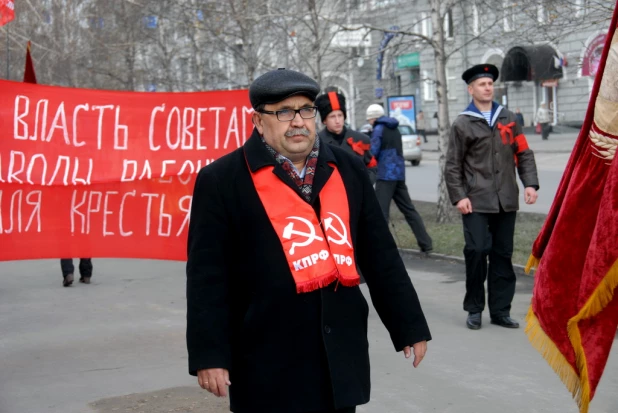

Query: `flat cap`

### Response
(249, 68, 320, 109)
(462, 64, 499, 84)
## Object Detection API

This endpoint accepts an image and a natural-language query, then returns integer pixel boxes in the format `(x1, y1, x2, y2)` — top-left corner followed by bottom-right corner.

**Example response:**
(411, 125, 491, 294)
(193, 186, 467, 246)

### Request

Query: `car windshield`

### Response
(398, 125, 416, 135)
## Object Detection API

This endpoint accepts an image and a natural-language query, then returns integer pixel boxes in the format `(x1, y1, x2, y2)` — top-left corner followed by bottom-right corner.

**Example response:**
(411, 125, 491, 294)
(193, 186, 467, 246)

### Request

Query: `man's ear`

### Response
(252, 112, 263, 135)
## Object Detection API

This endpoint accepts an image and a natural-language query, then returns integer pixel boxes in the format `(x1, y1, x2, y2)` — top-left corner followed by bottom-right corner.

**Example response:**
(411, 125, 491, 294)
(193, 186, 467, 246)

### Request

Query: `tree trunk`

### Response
(430, 0, 452, 224)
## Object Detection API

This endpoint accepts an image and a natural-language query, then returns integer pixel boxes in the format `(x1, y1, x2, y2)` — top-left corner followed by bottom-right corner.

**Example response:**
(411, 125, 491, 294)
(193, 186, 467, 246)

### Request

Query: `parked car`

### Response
(399, 123, 422, 166)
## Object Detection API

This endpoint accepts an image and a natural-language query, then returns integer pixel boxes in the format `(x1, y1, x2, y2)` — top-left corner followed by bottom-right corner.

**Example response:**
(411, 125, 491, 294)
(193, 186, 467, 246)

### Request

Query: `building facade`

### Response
(320, 0, 614, 131)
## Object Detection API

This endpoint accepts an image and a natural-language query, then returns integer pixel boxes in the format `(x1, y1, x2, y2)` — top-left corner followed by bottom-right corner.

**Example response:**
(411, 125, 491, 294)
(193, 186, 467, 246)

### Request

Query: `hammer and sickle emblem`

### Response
(323, 212, 352, 248)
(282, 217, 323, 255)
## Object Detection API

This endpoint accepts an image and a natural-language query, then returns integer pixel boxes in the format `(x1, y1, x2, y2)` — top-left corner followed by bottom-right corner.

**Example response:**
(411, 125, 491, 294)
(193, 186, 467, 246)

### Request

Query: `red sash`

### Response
(249, 164, 361, 293)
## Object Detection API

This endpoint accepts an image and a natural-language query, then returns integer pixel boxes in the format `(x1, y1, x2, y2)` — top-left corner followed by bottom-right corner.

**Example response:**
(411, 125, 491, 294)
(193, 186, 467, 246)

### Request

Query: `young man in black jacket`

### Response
(315, 92, 377, 184)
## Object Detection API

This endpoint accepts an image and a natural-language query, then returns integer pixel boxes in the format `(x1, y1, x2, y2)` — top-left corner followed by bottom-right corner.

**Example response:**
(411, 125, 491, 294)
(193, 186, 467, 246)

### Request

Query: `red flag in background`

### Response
(23, 40, 37, 83)
(525, 2, 618, 413)
(0, 0, 15, 26)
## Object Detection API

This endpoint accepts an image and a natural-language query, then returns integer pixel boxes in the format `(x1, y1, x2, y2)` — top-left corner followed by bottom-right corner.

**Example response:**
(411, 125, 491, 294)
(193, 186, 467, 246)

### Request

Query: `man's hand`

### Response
(197, 368, 231, 397)
(524, 187, 538, 205)
(456, 198, 473, 214)
(403, 341, 427, 368)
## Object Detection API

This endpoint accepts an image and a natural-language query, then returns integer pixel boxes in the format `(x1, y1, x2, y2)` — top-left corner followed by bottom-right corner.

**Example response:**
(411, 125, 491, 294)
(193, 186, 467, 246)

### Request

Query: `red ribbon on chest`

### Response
(497, 122, 516, 145)
(347, 137, 371, 156)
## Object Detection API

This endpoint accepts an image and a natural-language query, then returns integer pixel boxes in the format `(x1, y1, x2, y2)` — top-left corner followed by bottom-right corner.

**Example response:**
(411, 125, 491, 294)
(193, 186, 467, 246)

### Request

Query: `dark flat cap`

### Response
(249, 68, 320, 109)
(315, 91, 347, 120)
(462, 64, 499, 84)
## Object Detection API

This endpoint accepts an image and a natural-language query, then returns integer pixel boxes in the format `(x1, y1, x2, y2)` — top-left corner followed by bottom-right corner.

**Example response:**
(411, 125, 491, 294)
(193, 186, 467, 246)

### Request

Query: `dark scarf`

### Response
(330, 127, 347, 145)
(261, 136, 320, 202)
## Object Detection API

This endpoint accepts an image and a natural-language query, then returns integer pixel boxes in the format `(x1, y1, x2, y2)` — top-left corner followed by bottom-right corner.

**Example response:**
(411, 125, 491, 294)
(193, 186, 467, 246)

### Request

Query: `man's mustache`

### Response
(284, 128, 311, 137)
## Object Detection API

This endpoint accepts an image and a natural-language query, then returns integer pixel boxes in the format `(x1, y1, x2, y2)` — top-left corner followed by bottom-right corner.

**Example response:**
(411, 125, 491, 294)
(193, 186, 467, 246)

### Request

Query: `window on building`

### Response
(537, 2, 547, 23)
(226, 54, 236, 74)
(575, 0, 589, 17)
(423, 70, 435, 102)
(421, 12, 433, 37)
(413, 15, 422, 35)
(88, 17, 104, 30)
(143, 15, 158, 29)
(269, 44, 278, 66)
(472, 4, 480, 36)
(503, 1, 515, 32)
(217, 52, 225, 71)
(372, 0, 397, 9)
(179, 58, 191, 88)
(42, 10, 52, 24)
(444, 10, 454, 39)
(446, 68, 457, 100)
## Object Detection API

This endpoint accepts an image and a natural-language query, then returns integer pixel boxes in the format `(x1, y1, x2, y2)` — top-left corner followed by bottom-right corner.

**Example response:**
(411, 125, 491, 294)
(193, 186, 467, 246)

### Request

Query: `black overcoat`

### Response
(319, 126, 378, 184)
(186, 129, 431, 413)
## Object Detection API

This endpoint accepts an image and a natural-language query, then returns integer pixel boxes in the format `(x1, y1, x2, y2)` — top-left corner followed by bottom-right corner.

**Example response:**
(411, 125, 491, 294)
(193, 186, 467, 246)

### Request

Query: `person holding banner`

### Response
(315, 91, 378, 184)
(60, 258, 93, 287)
(445, 64, 539, 330)
(186, 68, 431, 413)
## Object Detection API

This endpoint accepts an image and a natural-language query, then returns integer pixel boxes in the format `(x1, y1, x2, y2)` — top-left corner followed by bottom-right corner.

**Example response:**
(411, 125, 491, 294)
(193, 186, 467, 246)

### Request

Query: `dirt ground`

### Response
(90, 386, 230, 413)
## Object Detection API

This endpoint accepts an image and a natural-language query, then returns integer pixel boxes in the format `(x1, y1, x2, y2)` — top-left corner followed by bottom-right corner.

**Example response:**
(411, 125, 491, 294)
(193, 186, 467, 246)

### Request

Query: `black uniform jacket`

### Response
(319, 126, 378, 184)
(446, 105, 539, 213)
(186, 129, 431, 413)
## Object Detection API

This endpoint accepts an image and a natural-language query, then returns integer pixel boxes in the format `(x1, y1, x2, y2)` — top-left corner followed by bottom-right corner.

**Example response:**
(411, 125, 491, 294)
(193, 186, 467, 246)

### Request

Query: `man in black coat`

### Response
(186, 68, 431, 413)
(315, 91, 377, 184)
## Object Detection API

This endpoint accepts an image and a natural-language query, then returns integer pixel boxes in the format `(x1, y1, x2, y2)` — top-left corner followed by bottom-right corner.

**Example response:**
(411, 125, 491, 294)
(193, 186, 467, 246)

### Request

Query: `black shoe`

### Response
(466, 312, 482, 330)
(63, 273, 74, 287)
(79, 276, 91, 284)
(421, 248, 433, 258)
(490, 316, 520, 329)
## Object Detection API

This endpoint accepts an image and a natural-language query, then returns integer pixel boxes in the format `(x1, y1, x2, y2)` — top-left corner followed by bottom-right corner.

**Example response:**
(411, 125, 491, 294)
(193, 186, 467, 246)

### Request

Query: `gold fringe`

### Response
(527, 259, 618, 413)
(566, 258, 618, 413)
(525, 308, 582, 407)
(525, 254, 541, 274)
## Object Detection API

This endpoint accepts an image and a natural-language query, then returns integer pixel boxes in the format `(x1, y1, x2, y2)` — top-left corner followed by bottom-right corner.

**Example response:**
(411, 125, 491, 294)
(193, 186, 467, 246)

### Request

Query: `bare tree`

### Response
(345, 0, 613, 223)
(282, 0, 357, 86)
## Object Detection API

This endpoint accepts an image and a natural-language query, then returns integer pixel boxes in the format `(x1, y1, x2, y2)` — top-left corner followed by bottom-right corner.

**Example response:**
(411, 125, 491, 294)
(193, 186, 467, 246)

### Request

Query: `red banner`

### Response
(0, 0, 15, 26)
(0, 80, 253, 261)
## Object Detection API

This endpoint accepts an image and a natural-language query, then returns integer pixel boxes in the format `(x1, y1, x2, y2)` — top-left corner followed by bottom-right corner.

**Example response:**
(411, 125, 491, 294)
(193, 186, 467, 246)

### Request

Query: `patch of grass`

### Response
(388, 200, 547, 266)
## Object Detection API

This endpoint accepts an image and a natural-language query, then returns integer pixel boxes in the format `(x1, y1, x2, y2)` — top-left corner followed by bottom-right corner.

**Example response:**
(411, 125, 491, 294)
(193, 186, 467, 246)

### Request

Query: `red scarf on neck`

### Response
(249, 163, 361, 293)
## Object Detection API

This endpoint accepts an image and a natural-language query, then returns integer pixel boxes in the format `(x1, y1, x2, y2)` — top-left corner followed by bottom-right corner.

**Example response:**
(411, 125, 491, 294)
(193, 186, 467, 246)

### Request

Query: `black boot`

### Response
(466, 312, 482, 330)
(63, 273, 74, 287)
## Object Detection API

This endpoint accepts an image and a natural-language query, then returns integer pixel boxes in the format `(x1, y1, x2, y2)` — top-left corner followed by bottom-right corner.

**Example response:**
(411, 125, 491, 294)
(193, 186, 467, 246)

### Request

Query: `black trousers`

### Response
(60, 258, 93, 277)
(311, 408, 356, 413)
(462, 210, 517, 317)
(541, 123, 551, 140)
(418, 128, 427, 142)
(375, 180, 433, 252)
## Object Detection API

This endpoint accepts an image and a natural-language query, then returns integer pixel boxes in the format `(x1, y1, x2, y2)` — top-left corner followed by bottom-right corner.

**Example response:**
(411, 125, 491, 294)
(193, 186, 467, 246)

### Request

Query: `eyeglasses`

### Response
(258, 106, 318, 122)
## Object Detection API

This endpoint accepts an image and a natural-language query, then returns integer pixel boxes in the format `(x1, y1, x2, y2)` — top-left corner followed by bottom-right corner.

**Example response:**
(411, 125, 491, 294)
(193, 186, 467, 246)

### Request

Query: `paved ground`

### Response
(1, 256, 617, 413)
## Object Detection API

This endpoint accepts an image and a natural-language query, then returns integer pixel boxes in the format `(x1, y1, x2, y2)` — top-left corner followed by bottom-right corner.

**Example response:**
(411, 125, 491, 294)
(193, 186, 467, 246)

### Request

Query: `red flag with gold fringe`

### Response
(525, 3, 618, 413)
(23, 40, 37, 84)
